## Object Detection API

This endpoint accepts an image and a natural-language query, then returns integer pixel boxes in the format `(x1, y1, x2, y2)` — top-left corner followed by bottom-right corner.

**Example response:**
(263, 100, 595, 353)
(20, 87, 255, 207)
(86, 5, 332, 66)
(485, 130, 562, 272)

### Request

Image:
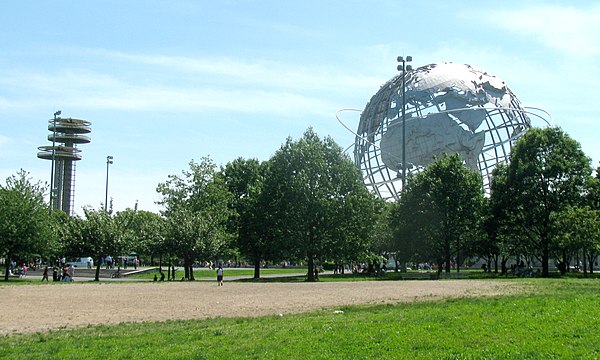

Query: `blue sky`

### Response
(1, 0, 599, 215)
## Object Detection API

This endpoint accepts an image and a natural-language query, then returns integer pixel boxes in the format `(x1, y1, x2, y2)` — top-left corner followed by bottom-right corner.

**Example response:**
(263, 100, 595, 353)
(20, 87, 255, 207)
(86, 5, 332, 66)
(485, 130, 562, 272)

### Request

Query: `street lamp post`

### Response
(49, 110, 61, 212)
(397, 56, 412, 190)
(105, 156, 113, 212)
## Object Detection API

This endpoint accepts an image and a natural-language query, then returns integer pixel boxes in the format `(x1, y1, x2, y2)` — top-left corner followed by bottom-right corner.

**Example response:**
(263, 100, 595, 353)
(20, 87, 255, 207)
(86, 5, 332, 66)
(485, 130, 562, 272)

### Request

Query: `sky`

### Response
(1, 0, 599, 216)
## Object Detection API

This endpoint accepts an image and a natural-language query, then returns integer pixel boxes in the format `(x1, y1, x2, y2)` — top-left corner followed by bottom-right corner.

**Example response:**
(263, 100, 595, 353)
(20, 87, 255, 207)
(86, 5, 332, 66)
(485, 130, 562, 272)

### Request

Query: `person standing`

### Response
(216, 265, 224, 286)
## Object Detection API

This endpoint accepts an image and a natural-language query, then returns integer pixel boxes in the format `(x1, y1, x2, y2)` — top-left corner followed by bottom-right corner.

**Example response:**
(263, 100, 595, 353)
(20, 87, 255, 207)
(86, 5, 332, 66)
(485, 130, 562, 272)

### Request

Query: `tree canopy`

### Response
(495, 127, 592, 276)
(390, 153, 484, 272)
(262, 128, 379, 281)
(0, 170, 53, 281)
(156, 157, 234, 279)
(222, 157, 275, 278)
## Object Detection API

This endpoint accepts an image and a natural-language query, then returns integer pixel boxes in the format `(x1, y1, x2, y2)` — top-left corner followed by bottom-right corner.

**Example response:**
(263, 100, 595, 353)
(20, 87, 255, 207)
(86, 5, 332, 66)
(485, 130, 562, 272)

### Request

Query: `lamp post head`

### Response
(397, 55, 413, 72)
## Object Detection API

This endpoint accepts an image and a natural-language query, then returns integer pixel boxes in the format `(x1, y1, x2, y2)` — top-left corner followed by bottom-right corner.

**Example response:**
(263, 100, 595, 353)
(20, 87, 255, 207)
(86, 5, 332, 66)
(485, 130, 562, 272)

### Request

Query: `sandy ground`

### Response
(0, 280, 519, 335)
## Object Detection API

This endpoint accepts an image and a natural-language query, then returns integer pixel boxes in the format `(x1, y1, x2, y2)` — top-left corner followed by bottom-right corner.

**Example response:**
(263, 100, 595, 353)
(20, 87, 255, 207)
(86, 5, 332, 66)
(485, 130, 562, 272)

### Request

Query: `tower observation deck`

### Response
(37, 116, 91, 215)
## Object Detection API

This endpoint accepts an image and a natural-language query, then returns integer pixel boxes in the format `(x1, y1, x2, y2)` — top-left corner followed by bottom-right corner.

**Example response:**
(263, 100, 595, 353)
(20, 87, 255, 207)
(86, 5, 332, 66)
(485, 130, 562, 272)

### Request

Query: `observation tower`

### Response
(37, 113, 91, 215)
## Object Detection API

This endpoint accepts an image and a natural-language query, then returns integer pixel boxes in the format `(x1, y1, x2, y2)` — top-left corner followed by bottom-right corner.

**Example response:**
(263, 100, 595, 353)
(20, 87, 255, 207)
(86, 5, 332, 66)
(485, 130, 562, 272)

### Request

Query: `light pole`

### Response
(105, 156, 113, 212)
(397, 56, 412, 190)
(49, 110, 61, 212)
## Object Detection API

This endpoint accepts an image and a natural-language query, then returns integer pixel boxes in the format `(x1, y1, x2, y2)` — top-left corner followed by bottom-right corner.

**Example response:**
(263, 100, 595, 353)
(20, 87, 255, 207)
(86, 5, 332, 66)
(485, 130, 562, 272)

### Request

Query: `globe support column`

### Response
(397, 56, 412, 190)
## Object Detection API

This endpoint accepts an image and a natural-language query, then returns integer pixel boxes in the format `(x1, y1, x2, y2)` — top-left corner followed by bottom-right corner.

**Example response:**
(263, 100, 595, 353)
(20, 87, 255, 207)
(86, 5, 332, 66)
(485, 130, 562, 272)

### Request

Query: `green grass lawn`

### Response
(127, 267, 308, 279)
(1, 278, 599, 359)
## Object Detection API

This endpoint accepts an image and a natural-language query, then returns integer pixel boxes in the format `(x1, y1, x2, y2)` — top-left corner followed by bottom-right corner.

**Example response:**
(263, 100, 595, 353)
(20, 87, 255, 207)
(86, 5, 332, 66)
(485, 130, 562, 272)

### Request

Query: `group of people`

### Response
(151, 265, 224, 286)
(8, 263, 29, 278)
(40, 265, 74, 282)
(153, 266, 178, 282)
(102, 255, 141, 269)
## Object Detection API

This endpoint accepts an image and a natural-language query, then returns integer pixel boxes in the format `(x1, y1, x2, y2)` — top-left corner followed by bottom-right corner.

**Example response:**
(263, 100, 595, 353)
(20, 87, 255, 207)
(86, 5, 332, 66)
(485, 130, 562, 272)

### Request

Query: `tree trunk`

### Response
(253, 257, 260, 279)
(456, 238, 460, 273)
(183, 258, 190, 279)
(94, 261, 101, 282)
(444, 239, 451, 273)
(189, 264, 195, 280)
(4, 254, 10, 281)
(501, 256, 508, 275)
(559, 250, 568, 275)
(588, 253, 595, 275)
(307, 256, 316, 282)
(541, 241, 549, 277)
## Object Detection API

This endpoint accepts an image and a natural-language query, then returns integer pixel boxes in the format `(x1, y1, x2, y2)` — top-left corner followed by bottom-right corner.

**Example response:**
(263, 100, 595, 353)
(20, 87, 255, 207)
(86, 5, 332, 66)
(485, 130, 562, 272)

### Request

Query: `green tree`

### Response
(365, 200, 394, 268)
(501, 127, 592, 276)
(553, 206, 600, 275)
(157, 157, 234, 280)
(263, 128, 378, 281)
(128, 209, 166, 267)
(66, 207, 123, 281)
(587, 165, 600, 210)
(390, 154, 484, 273)
(483, 164, 525, 274)
(0, 170, 52, 281)
(49, 209, 73, 263)
(113, 209, 138, 264)
(222, 157, 275, 279)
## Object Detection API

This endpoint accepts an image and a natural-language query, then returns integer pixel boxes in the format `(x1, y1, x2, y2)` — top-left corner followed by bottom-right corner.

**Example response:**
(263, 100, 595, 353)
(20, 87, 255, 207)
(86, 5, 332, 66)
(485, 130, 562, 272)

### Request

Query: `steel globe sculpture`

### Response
(352, 62, 544, 200)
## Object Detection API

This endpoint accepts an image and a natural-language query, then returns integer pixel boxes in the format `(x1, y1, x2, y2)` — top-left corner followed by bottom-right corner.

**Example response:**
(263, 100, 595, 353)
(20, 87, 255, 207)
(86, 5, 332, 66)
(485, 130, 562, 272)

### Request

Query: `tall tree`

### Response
(501, 127, 592, 276)
(157, 157, 234, 280)
(222, 157, 274, 279)
(0, 170, 52, 281)
(263, 128, 378, 281)
(390, 154, 484, 273)
(484, 164, 526, 274)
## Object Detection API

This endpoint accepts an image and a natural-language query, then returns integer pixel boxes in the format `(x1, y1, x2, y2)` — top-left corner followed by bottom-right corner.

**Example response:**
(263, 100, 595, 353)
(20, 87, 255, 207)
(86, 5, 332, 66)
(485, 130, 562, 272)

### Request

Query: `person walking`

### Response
(216, 265, 224, 286)
(41, 266, 49, 282)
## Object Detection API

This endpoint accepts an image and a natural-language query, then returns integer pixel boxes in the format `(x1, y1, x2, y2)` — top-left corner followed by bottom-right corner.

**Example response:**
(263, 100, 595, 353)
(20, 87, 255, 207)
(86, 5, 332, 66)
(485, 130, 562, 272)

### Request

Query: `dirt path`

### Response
(1, 280, 518, 335)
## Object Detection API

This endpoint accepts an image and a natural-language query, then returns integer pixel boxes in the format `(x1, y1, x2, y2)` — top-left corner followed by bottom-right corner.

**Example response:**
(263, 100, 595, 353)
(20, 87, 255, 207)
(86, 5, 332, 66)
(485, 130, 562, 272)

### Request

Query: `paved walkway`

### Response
(10, 267, 320, 282)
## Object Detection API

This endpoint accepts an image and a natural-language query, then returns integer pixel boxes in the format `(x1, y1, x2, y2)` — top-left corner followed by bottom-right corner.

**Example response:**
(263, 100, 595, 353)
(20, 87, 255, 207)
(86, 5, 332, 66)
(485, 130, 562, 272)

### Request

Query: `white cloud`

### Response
(79, 48, 382, 93)
(483, 4, 600, 55)
(0, 49, 381, 118)
(0, 134, 11, 147)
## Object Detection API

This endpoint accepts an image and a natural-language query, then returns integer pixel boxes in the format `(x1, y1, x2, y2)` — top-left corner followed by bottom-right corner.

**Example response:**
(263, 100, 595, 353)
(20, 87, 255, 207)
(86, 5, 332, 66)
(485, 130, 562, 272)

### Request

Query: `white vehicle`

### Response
(66, 257, 94, 268)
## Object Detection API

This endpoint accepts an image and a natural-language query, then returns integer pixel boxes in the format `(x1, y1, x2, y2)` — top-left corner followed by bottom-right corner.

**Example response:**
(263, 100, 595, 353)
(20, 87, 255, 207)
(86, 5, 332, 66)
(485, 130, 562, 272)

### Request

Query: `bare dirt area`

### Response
(1, 280, 520, 335)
